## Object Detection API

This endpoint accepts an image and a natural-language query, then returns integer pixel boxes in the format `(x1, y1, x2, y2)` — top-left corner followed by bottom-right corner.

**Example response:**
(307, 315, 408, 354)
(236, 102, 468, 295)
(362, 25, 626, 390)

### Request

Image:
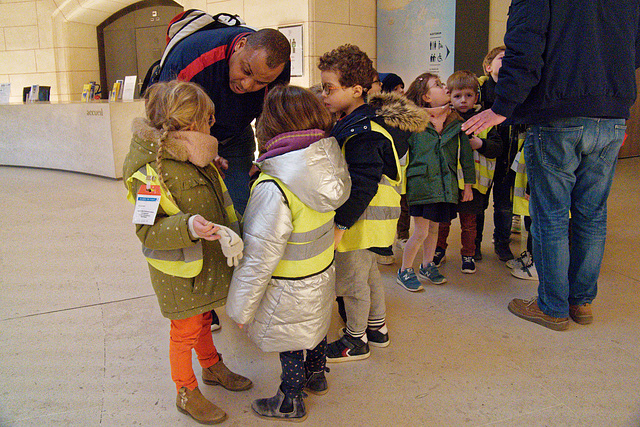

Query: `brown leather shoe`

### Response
(202, 354, 253, 391)
(569, 303, 593, 324)
(508, 297, 569, 331)
(176, 386, 226, 425)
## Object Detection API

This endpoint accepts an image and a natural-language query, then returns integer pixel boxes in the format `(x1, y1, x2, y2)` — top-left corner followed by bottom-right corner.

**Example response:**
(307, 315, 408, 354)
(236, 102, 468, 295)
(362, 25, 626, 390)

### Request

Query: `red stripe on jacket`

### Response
(177, 32, 250, 83)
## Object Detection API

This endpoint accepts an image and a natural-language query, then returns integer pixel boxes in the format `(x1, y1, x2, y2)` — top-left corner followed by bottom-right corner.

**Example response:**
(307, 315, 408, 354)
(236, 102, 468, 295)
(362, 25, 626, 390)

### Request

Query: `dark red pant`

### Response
(437, 212, 476, 257)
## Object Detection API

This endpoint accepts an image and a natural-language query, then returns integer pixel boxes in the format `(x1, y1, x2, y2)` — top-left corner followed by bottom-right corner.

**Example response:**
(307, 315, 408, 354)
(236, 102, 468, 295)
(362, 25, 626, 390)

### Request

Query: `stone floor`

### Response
(1, 157, 639, 427)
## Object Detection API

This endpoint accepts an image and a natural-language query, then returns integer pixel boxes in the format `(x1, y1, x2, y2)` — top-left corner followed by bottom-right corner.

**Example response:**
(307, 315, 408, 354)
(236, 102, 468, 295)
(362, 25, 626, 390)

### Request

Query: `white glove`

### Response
(214, 224, 244, 267)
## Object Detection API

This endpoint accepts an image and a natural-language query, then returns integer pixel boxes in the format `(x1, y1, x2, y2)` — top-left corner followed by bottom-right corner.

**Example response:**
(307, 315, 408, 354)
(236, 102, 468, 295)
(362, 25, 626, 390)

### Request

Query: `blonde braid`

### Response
(155, 124, 175, 204)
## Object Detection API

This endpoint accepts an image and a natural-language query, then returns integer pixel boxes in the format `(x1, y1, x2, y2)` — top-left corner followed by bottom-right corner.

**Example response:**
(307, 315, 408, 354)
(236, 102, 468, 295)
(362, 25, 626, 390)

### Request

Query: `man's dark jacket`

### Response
(159, 26, 289, 157)
(492, 0, 640, 124)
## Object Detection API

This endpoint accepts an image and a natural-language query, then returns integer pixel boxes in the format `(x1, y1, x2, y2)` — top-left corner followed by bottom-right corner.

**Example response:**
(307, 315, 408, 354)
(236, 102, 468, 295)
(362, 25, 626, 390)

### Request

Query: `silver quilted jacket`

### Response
(226, 136, 351, 352)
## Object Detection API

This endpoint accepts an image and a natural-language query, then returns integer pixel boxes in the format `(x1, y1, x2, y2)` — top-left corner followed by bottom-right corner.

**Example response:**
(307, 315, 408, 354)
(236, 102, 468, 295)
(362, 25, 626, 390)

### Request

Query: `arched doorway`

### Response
(97, 0, 182, 99)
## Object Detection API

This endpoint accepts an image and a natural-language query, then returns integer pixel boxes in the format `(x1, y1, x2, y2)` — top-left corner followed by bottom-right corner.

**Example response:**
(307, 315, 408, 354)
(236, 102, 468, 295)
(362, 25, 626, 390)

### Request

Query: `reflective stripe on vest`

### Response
(337, 121, 402, 252)
(126, 164, 203, 278)
(252, 174, 335, 279)
(457, 127, 496, 194)
(512, 135, 529, 216)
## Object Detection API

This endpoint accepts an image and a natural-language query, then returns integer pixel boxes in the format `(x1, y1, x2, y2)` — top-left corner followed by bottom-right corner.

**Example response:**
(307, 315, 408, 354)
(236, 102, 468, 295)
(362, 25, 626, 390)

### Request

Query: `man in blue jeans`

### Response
(463, 0, 639, 331)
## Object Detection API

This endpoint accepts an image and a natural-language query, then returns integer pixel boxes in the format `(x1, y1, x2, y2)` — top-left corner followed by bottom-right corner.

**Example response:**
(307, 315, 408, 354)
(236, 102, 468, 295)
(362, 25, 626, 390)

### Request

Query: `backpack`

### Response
(140, 10, 247, 95)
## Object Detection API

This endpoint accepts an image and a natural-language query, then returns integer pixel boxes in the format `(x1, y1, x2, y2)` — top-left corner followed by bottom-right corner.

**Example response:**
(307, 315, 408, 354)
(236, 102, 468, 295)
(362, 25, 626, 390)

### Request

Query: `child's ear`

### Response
(352, 85, 364, 98)
(422, 92, 431, 105)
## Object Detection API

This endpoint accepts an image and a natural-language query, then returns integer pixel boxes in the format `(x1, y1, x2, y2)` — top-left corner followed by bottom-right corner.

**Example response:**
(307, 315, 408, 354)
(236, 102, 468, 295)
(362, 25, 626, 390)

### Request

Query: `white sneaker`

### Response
(377, 254, 395, 265)
(506, 251, 532, 269)
(511, 261, 539, 281)
(511, 215, 521, 234)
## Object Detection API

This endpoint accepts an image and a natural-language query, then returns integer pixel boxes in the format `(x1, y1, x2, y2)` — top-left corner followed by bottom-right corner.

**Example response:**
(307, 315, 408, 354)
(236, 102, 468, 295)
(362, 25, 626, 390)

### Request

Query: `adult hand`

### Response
(214, 156, 229, 178)
(461, 109, 506, 135)
(192, 215, 221, 241)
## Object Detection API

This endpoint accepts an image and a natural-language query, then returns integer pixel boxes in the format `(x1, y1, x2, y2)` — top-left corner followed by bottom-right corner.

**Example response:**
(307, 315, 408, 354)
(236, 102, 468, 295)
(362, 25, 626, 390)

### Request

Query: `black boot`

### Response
(304, 367, 329, 395)
(494, 241, 514, 261)
(251, 387, 307, 422)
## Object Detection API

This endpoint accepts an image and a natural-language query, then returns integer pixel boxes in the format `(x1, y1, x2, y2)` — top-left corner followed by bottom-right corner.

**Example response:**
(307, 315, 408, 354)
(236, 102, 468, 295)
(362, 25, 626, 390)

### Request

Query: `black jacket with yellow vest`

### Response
(330, 92, 428, 252)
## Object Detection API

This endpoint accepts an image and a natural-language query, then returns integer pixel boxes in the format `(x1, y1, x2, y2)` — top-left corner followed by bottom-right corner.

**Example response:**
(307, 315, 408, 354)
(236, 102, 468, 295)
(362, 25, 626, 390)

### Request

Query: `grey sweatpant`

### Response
(335, 249, 386, 336)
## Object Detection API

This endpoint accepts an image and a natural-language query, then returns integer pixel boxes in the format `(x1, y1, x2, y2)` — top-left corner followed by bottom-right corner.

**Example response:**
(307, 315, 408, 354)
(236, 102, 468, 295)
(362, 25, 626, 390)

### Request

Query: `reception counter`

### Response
(0, 100, 145, 179)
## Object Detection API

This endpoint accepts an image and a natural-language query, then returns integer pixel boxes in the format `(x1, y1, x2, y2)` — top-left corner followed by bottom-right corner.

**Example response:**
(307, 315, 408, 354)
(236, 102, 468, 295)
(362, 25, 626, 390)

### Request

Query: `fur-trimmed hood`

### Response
(368, 91, 429, 133)
(124, 118, 218, 180)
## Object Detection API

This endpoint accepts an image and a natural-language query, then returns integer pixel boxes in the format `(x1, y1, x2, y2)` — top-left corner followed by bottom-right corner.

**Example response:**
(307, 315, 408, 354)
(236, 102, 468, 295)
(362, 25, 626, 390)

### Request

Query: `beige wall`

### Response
(489, 0, 509, 51)
(0, 0, 507, 103)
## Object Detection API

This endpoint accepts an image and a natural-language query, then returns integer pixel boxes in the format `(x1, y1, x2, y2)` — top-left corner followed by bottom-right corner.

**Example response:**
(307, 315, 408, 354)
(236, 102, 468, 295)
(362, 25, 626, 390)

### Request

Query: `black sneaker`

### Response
(326, 334, 370, 363)
(366, 324, 390, 348)
(210, 309, 221, 332)
(340, 326, 390, 348)
(433, 246, 446, 267)
(461, 256, 476, 274)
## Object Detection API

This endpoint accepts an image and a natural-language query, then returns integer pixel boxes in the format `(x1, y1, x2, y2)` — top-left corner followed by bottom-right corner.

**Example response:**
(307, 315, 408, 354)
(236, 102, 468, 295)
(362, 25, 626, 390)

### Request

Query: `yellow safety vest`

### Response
(457, 127, 497, 194)
(512, 134, 529, 216)
(252, 174, 335, 279)
(337, 121, 402, 252)
(126, 163, 239, 278)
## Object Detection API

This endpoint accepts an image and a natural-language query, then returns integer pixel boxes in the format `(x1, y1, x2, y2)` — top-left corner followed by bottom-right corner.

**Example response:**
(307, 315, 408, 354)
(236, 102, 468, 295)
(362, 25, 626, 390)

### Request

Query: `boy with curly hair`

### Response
(319, 44, 426, 362)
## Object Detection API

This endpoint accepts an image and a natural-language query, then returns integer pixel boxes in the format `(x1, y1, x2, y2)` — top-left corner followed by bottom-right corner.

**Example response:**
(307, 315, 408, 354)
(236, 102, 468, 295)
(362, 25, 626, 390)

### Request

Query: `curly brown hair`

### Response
(317, 44, 376, 90)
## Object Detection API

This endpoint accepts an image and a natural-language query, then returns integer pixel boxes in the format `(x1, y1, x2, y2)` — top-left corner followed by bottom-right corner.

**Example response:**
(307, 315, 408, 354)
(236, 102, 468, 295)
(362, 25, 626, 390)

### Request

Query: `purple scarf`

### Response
(257, 129, 325, 162)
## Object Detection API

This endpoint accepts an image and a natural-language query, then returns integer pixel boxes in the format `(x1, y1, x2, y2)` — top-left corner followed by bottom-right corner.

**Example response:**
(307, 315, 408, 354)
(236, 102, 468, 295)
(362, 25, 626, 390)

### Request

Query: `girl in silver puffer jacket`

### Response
(226, 85, 351, 421)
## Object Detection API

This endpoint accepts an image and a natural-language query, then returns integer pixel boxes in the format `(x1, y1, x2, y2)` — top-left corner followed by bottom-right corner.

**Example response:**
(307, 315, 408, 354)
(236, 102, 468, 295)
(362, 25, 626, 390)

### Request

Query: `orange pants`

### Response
(170, 311, 219, 391)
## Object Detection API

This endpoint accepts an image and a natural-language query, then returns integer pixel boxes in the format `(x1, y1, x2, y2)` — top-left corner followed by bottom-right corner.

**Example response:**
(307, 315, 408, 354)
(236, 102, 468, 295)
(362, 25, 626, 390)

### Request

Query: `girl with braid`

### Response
(123, 80, 251, 425)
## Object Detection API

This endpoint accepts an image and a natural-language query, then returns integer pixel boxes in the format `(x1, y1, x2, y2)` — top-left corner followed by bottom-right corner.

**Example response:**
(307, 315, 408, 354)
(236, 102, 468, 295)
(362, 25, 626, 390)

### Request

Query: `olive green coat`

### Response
(123, 118, 234, 320)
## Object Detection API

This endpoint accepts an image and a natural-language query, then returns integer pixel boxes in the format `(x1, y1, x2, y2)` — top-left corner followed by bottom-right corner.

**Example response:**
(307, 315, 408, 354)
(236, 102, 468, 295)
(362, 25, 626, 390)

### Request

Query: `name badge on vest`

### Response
(133, 184, 161, 225)
(511, 151, 522, 173)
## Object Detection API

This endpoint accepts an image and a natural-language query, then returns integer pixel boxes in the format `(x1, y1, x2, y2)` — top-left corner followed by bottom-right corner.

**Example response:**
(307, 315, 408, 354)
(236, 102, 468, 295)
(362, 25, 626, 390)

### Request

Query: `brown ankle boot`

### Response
(176, 386, 226, 425)
(202, 354, 253, 391)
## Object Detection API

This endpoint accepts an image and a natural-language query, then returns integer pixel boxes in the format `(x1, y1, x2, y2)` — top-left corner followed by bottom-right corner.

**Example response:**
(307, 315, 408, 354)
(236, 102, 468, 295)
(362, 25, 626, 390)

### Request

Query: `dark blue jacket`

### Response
(159, 27, 289, 157)
(492, 0, 640, 124)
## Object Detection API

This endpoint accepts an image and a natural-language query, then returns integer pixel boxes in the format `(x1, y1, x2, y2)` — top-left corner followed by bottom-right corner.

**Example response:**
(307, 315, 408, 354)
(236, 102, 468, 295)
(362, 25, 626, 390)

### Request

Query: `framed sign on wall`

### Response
(278, 24, 304, 77)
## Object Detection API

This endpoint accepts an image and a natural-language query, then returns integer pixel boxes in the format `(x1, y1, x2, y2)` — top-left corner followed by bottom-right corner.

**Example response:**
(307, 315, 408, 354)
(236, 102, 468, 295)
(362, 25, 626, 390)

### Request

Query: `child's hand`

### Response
(334, 227, 346, 249)
(470, 136, 483, 150)
(461, 184, 473, 202)
(192, 215, 221, 241)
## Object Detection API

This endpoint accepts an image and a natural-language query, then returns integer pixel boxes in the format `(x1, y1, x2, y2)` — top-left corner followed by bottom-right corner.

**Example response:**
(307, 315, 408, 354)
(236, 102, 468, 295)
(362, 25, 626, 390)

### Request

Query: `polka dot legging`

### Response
(279, 337, 327, 397)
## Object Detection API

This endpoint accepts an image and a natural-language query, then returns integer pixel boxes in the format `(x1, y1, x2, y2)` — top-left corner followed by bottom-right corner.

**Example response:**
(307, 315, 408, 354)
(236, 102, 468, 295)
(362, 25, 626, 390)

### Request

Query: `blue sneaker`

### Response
(418, 262, 447, 285)
(396, 268, 424, 292)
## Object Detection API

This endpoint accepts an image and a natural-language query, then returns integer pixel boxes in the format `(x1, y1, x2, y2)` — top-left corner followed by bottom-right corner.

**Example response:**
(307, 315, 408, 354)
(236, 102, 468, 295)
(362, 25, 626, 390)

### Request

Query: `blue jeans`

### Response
(523, 117, 625, 318)
(219, 126, 256, 215)
(222, 154, 254, 216)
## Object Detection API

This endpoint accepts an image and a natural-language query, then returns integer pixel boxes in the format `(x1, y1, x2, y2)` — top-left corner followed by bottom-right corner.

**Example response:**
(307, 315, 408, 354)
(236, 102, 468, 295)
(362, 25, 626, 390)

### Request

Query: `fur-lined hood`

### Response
(367, 91, 429, 133)
(124, 118, 218, 180)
